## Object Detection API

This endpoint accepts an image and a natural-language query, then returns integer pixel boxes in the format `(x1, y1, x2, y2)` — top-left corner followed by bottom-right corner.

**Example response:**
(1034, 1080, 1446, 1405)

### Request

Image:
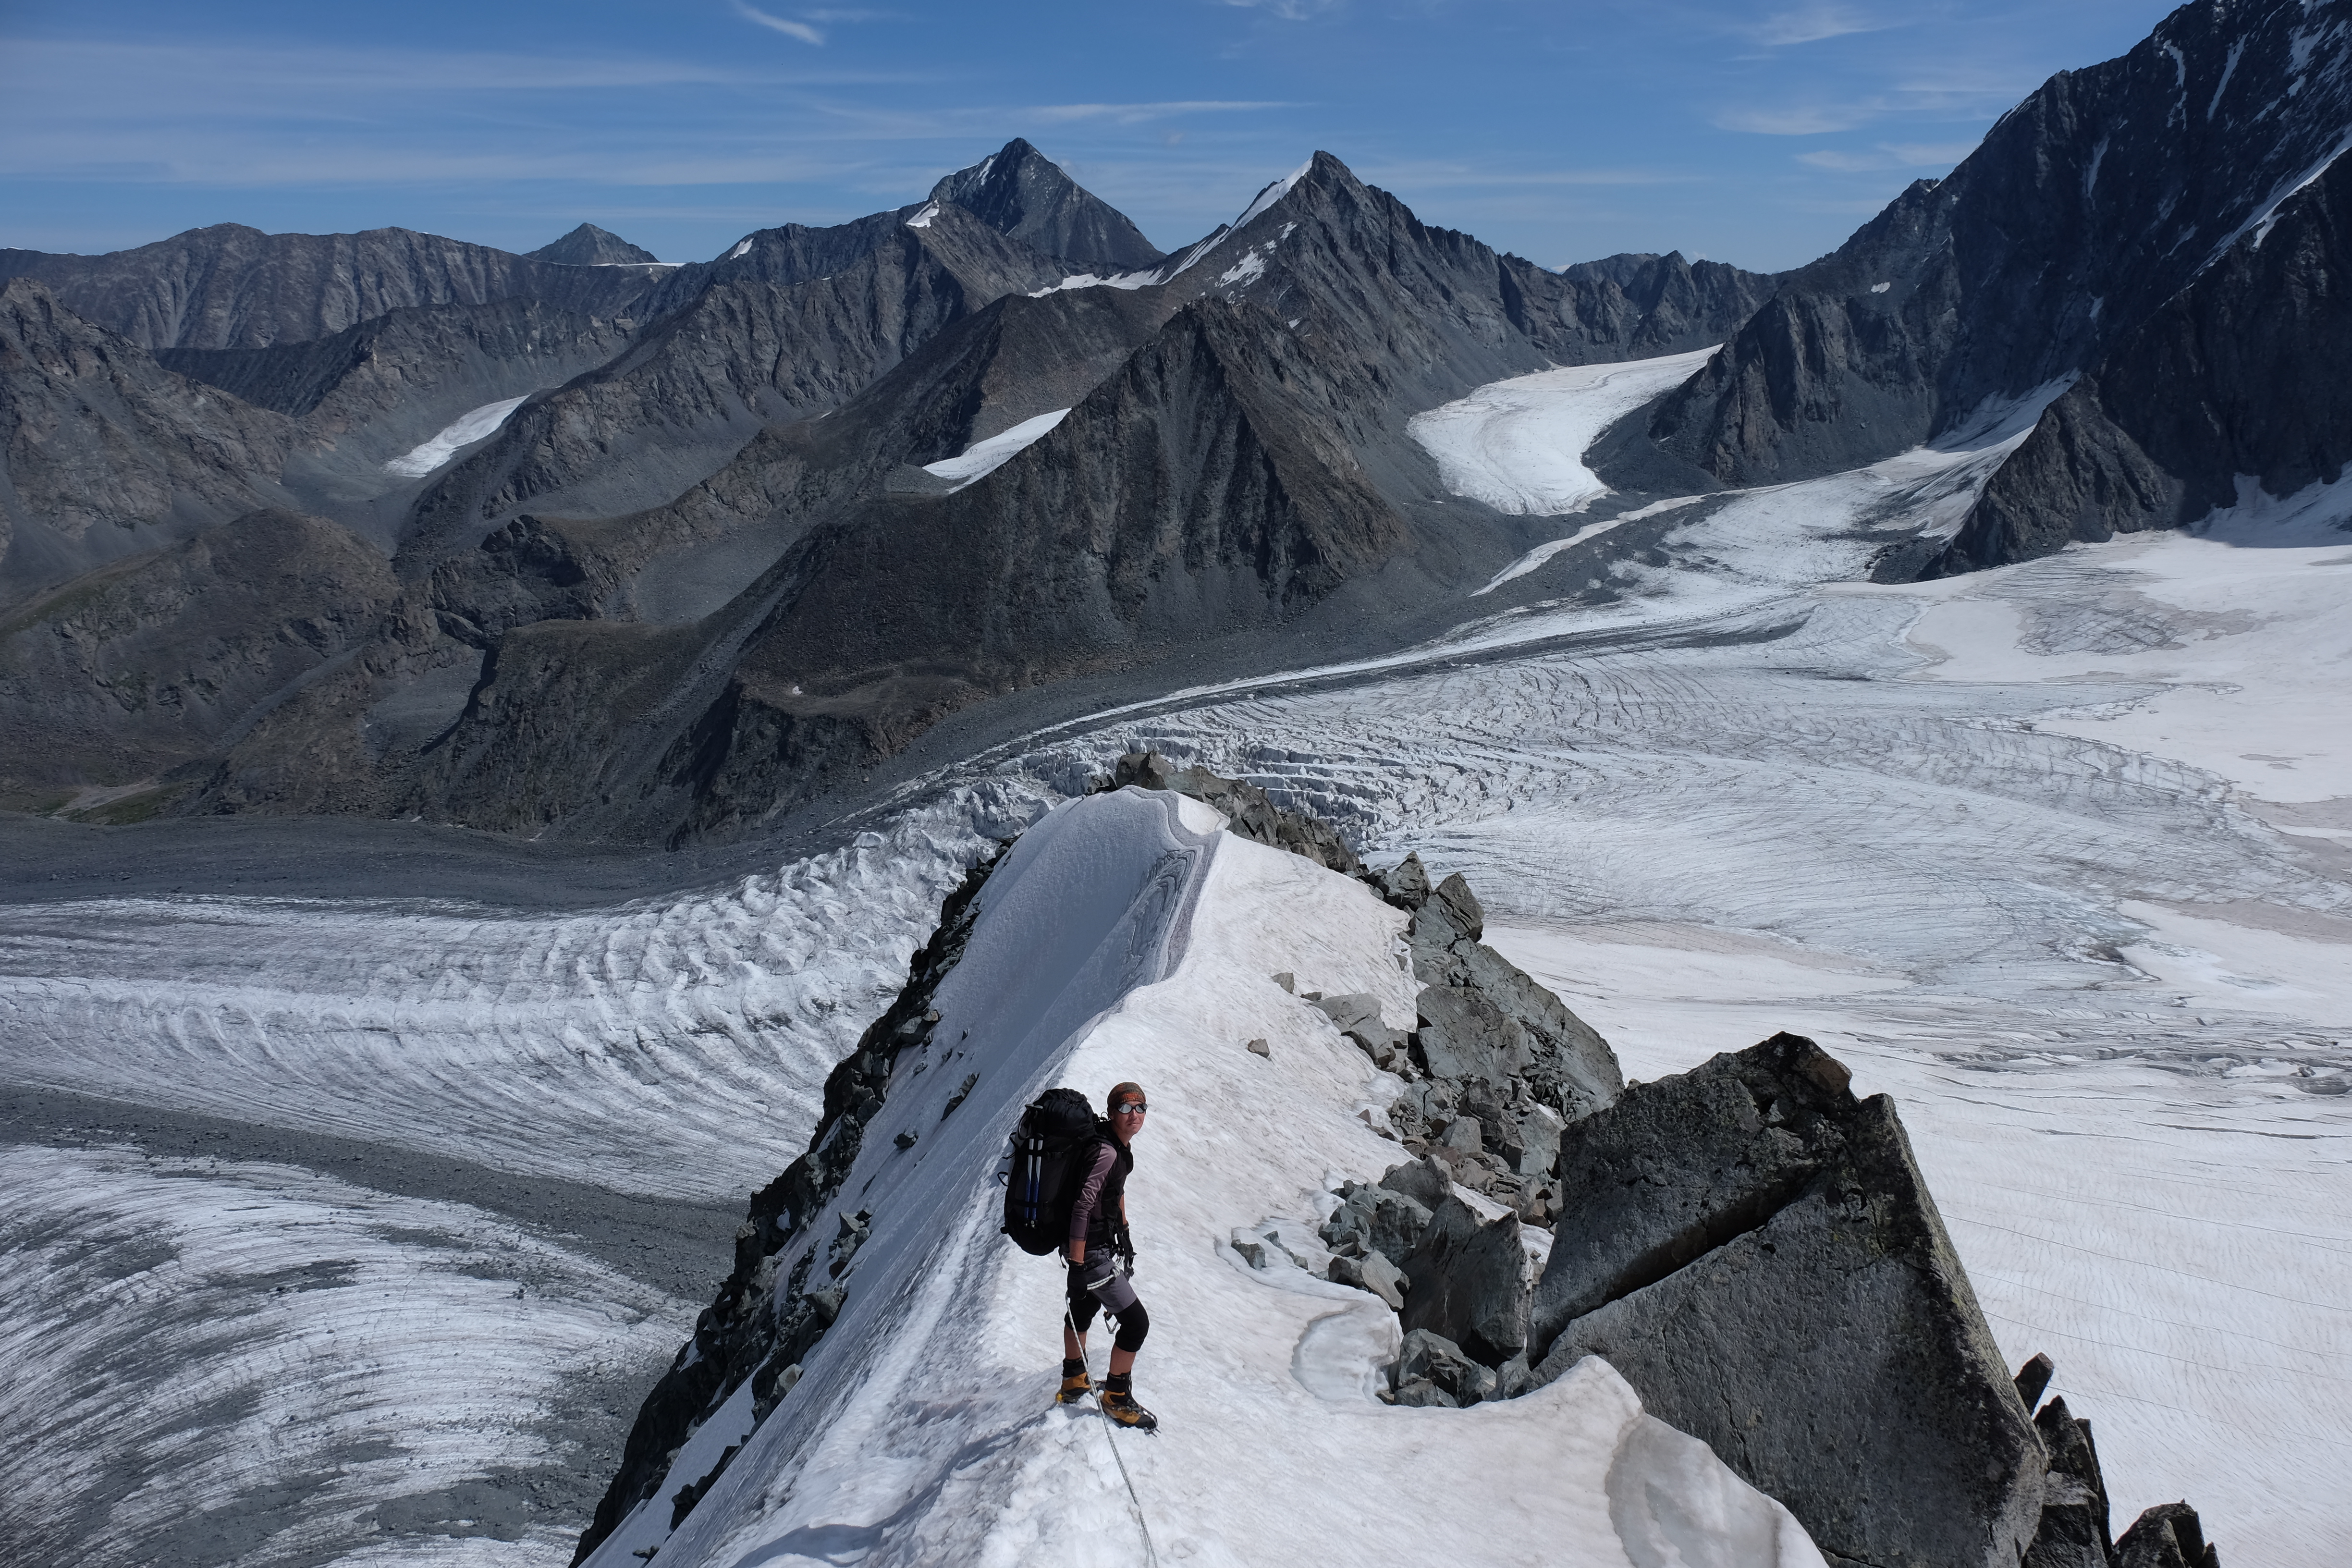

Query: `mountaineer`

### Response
(1060, 1081, 1157, 1430)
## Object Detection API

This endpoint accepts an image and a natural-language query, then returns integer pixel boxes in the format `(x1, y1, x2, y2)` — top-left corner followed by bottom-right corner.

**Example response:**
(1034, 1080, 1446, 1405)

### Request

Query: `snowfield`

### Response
(1, 355, 2347, 1566)
(586, 789, 1828, 1568)
(1408, 346, 1718, 516)
(384, 397, 531, 478)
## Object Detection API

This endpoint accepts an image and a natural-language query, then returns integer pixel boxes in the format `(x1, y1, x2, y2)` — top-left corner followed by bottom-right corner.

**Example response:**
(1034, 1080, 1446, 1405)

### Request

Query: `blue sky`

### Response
(0, 1, 2180, 272)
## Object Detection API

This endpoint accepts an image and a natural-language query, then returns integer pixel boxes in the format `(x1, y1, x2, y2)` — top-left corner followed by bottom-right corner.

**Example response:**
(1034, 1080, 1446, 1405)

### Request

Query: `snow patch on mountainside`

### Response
(587, 791, 1828, 1568)
(920, 408, 1072, 490)
(383, 397, 530, 478)
(1408, 347, 1718, 516)
(1236, 158, 1313, 230)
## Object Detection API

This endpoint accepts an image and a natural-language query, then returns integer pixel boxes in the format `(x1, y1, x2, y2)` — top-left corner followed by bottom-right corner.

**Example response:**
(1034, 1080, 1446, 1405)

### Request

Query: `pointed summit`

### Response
(929, 139, 1164, 272)
(527, 223, 660, 266)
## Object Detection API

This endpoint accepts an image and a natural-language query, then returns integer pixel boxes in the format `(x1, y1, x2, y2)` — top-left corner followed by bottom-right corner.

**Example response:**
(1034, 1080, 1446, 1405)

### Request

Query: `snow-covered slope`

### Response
(588, 788, 1825, 1568)
(1409, 346, 1718, 516)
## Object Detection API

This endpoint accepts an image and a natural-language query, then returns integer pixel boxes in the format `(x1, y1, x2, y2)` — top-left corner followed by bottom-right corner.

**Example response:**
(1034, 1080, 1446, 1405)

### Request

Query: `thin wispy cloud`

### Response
(1217, 0, 1345, 18)
(1797, 139, 1980, 172)
(1742, 4, 1895, 48)
(731, 1, 825, 45)
(1713, 103, 1880, 135)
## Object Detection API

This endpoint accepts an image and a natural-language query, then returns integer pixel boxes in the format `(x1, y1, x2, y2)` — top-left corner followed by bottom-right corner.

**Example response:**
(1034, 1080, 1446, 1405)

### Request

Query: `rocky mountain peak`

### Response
(927, 137, 1164, 272)
(527, 224, 661, 266)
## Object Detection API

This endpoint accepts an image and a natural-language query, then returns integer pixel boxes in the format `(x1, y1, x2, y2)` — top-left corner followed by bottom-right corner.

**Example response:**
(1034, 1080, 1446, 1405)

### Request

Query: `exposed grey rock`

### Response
(805, 1284, 845, 1324)
(1376, 1155, 1455, 1212)
(1642, 0, 2352, 494)
(2015, 1351, 2056, 1412)
(1511, 1102, 1565, 1179)
(1327, 1250, 1407, 1311)
(0, 279, 296, 602)
(1407, 874, 1621, 1124)
(1375, 852, 1431, 910)
(1433, 1115, 1482, 1155)
(529, 224, 662, 267)
(928, 138, 1164, 274)
(1388, 1377, 1458, 1409)
(1245, 1038, 1270, 1058)
(2025, 1396, 2115, 1568)
(1318, 1179, 1432, 1266)
(0, 222, 654, 351)
(2115, 1503, 2220, 1568)
(1398, 1193, 1529, 1368)
(1306, 990, 1411, 1070)
(1932, 146, 2352, 574)
(1271, 971, 1294, 993)
(1391, 1327, 1496, 1405)
(1530, 1032, 2042, 1568)
(1111, 750, 1366, 876)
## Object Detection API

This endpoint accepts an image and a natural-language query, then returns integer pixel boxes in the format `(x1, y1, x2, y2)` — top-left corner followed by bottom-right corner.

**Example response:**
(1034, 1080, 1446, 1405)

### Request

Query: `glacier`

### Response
(2, 355, 2346, 1566)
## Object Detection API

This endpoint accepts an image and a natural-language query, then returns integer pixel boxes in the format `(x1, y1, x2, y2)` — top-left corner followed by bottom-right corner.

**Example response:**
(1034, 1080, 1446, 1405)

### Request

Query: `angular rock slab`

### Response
(1399, 1193, 1529, 1368)
(1532, 1033, 2041, 1568)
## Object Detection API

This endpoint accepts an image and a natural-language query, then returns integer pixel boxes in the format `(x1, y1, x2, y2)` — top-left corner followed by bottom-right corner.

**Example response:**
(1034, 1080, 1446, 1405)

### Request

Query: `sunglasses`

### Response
(1112, 1102, 1148, 1115)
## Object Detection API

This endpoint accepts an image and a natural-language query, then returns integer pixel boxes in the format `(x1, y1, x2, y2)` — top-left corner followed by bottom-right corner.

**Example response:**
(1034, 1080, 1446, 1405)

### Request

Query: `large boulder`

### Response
(1530, 1032, 2043, 1568)
(1319, 1179, 1432, 1266)
(1398, 1193, 1530, 1368)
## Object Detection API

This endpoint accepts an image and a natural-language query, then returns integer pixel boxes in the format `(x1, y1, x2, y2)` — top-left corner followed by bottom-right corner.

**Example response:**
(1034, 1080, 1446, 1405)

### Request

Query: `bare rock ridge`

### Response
(0, 277, 297, 601)
(1625, 0, 2352, 568)
(0, 222, 658, 351)
(577, 764, 2225, 1568)
(1932, 133, 2352, 571)
(925, 137, 1165, 273)
(527, 224, 663, 267)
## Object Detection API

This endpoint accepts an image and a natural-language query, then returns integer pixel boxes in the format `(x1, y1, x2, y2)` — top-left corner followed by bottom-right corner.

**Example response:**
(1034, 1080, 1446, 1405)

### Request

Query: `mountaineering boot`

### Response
(1056, 1357, 1094, 1406)
(1100, 1372, 1157, 1431)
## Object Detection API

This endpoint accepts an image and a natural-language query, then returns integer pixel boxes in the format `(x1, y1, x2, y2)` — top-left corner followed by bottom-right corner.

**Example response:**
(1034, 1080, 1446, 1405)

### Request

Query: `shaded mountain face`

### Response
(0, 279, 295, 603)
(1643, 0, 2352, 495)
(925, 137, 1165, 272)
(528, 224, 663, 267)
(0, 139, 1779, 843)
(1935, 144, 2352, 572)
(0, 224, 657, 351)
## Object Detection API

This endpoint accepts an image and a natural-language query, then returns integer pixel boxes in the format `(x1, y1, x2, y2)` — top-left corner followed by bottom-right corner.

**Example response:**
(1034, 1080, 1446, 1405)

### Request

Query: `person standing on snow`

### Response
(1060, 1081, 1156, 1429)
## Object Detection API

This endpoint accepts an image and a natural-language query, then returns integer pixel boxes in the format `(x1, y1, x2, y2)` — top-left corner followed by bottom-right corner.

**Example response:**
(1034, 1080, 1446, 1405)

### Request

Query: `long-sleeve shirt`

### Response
(1068, 1140, 1121, 1250)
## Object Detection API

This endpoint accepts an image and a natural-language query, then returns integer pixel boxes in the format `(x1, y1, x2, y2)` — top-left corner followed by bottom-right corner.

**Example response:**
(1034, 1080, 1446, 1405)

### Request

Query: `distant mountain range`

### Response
(3, 0, 2346, 844)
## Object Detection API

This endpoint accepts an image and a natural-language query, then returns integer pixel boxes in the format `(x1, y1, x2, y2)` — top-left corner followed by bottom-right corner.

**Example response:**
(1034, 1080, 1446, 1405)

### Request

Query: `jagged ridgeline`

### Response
(576, 759, 2221, 1568)
(8, 0, 2352, 838)
(0, 135, 1770, 836)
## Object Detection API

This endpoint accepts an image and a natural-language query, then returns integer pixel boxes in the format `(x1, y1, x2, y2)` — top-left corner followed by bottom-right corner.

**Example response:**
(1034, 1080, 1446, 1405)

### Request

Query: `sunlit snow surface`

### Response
(586, 793, 1828, 1568)
(384, 397, 531, 478)
(919, 407, 1071, 490)
(1408, 346, 1718, 516)
(3, 354, 2350, 1565)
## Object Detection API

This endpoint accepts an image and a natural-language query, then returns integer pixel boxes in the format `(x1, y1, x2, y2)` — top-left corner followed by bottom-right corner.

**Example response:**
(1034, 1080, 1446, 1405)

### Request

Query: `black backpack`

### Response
(1002, 1088, 1105, 1255)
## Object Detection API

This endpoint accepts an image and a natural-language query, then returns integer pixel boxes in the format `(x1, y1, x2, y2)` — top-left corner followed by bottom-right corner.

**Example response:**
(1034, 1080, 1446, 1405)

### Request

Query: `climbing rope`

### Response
(1066, 1307, 1159, 1568)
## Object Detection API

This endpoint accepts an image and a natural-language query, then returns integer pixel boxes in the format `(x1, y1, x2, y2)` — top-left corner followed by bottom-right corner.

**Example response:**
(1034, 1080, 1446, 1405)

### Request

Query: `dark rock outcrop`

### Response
(926, 138, 1164, 273)
(1397, 1192, 1530, 1368)
(528, 224, 662, 267)
(574, 845, 1003, 1565)
(1645, 0, 2352, 491)
(1109, 749, 1363, 875)
(2026, 1396, 2116, 1568)
(1932, 142, 2352, 572)
(2115, 1503, 2222, 1568)
(0, 222, 654, 351)
(0, 507, 396, 801)
(0, 279, 296, 602)
(1530, 1032, 2042, 1568)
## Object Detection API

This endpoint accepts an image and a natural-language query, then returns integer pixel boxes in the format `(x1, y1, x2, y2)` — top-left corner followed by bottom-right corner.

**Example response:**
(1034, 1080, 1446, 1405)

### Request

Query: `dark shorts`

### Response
(1067, 1257, 1150, 1350)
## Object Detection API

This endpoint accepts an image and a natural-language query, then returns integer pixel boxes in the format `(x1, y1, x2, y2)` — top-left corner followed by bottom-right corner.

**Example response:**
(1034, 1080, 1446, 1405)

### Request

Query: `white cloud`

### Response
(1796, 138, 1981, 172)
(1741, 4, 1894, 48)
(730, 1, 825, 45)
(1713, 103, 1880, 135)
(1217, 0, 1344, 18)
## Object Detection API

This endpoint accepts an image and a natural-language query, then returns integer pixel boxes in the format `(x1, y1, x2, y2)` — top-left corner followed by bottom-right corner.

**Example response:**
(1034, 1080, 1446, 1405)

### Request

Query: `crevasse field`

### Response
(3, 362, 2346, 1567)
